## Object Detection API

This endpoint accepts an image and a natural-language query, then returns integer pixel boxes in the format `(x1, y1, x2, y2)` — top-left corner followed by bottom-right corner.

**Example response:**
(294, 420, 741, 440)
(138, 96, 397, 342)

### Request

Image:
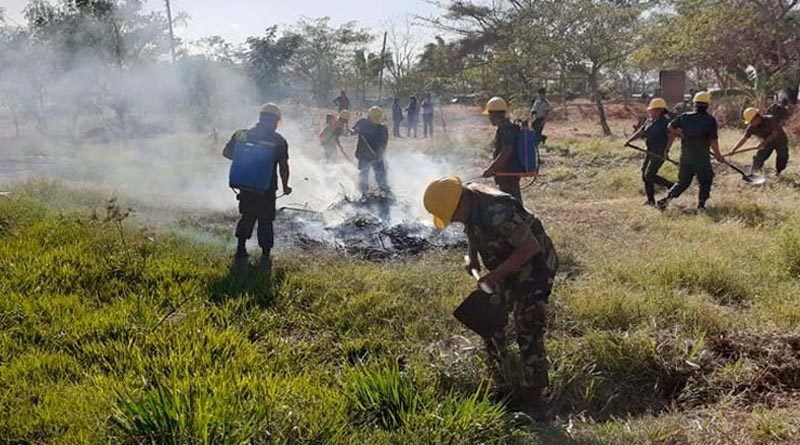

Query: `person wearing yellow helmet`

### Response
(223, 103, 292, 263)
(352, 106, 390, 196)
(482, 96, 524, 202)
(657, 91, 725, 210)
(729, 107, 789, 176)
(624, 98, 675, 205)
(423, 177, 558, 418)
(319, 113, 341, 163)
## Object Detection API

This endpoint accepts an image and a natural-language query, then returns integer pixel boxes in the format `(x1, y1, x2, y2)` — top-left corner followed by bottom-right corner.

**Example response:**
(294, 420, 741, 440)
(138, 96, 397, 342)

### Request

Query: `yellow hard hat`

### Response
(483, 96, 508, 115)
(423, 177, 463, 229)
(259, 103, 281, 119)
(368, 106, 384, 124)
(647, 98, 667, 110)
(338, 110, 351, 121)
(743, 107, 760, 124)
(692, 91, 711, 104)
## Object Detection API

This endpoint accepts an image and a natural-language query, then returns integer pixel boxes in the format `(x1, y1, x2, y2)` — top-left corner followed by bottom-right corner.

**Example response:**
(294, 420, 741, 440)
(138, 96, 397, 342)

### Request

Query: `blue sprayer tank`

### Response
(515, 129, 539, 175)
(229, 140, 278, 193)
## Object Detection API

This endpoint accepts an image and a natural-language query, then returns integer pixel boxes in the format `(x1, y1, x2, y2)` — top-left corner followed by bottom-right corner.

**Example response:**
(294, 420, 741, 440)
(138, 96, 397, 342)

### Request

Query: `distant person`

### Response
(422, 93, 435, 138)
(730, 107, 790, 176)
(406, 96, 419, 138)
(423, 176, 558, 419)
(223, 103, 292, 263)
(624, 98, 675, 206)
(392, 98, 404, 138)
(767, 97, 791, 125)
(319, 113, 341, 163)
(353, 106, 390, 196)
(333, 90, 350, 112)
(338, 109, 353, 136)
(530, 88, 551, 142)
(657, 92, 725, 211)
(482, 96, 523, 202)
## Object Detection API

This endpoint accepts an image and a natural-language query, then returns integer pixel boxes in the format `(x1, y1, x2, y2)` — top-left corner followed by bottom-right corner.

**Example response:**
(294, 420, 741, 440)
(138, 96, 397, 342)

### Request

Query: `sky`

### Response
(2, 0, 441, 45)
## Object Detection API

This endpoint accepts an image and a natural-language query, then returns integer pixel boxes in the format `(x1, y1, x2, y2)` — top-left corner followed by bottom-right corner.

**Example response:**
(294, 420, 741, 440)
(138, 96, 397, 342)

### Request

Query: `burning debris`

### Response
(273, 190, 465, 259)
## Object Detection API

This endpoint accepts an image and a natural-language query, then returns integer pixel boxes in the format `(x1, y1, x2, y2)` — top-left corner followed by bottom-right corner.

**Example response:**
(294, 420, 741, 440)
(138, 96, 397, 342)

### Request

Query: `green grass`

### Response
(3, 125, 800, 444)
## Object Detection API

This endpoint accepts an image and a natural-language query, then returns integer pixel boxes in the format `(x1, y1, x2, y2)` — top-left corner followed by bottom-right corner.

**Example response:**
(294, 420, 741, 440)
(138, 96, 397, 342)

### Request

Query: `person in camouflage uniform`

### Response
(423, 177, 558, 417)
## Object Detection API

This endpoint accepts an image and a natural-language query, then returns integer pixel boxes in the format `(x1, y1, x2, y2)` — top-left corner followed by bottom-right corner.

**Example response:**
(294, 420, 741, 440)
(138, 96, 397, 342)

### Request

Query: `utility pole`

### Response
(378, 31, 388, 103)
(165, 0, 176, 62)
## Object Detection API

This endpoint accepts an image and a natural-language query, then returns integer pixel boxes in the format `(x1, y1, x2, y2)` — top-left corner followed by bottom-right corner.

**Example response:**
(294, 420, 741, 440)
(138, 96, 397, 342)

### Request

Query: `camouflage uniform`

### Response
(464, 184, 558, 395)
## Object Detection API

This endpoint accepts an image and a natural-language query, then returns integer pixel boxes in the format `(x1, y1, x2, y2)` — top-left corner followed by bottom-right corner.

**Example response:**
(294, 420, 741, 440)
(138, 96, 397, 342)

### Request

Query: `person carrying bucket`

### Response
(482, 97, 524, 201)
(625, 98, 675, 206)
(223, 103, 292, 263)
(423, 177, 558, 420)
(353, 106, 390, 196)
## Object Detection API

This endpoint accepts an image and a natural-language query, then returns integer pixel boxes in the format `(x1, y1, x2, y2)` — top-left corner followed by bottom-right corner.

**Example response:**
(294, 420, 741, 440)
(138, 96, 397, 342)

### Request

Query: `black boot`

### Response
(511, 388, 548, 422)
(234, 238, 248, 260)
(656, 196, 671, 210)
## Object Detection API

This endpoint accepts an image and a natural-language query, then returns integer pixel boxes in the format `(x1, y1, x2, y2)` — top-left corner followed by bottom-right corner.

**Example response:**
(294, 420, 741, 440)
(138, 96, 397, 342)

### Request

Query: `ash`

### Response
(274, 190, 465, 259)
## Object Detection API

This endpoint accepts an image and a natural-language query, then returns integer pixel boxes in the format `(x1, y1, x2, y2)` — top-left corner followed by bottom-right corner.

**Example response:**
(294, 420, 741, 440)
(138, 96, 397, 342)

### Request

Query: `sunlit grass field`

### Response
(3, 120, 800, 444)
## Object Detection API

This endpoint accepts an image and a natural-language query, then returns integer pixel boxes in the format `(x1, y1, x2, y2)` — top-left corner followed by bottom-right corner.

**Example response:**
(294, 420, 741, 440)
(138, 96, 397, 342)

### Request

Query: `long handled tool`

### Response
(625, 143, 678, 166)
(337, 142, 355, 165)
(725, 146, 761, 157)
(722, 161, 766, 185)
(627, 143, 764, 184)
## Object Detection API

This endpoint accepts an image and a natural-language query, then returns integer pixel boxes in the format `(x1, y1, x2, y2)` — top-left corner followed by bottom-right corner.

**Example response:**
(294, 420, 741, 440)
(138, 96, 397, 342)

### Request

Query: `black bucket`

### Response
(453, 290, 508, 338)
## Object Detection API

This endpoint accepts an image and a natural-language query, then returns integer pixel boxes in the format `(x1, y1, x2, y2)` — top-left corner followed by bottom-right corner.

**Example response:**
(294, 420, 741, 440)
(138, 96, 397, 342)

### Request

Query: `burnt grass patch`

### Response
(543, 331, 800, 421)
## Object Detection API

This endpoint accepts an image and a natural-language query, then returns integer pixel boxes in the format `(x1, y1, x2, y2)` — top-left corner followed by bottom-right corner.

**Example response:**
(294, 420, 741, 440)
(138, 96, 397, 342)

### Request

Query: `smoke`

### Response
(0, 19, 463, 230)
(0, 63, 459, 228)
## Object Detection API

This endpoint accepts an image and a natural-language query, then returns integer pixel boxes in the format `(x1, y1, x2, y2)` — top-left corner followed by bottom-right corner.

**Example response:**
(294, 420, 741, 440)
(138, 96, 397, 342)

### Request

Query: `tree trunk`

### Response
(781, 86, 798, 105)
(13, 115, 20, 138)
(589, 71, 611, 136)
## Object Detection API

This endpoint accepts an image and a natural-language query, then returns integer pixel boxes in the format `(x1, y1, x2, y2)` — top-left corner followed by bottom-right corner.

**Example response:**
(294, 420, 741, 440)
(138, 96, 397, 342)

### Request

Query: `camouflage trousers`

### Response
(483, 285, 550, 391)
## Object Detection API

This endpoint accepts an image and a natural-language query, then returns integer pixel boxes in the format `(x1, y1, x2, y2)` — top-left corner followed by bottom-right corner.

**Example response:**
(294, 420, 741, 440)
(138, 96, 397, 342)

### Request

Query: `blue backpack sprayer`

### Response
(495, 120, 541, 183)
(229, 138, 278, 194)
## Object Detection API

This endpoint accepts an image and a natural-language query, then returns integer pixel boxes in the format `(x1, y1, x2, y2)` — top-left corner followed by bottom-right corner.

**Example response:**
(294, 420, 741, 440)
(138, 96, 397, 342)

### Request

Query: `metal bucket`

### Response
(453, 290, 508, 338)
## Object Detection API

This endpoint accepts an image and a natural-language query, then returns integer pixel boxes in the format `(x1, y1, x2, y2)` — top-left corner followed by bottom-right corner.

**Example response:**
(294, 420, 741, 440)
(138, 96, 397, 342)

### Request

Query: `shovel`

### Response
(625, 143, 678, 166)
(721, 161, 766, 185)
(627, 143, 764, 184)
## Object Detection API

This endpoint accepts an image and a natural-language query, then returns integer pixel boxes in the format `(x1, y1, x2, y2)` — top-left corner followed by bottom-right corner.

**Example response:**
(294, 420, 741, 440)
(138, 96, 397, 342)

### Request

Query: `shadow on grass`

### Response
(209, 258, 285, 308)
(702, 201, 782, 227)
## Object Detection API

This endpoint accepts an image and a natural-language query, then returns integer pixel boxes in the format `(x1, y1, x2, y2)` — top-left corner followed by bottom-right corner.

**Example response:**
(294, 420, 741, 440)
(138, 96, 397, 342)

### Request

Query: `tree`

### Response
(635, 0, 800, 103)
(21, 0, 175, 134)
(545, 0, 646, 135)
(353, 48, 391, 105)
(284, 18, 372, 106)
(383, 18, 426, 98)
(426, 0, 647, 135)
(243, 26, 300, 100)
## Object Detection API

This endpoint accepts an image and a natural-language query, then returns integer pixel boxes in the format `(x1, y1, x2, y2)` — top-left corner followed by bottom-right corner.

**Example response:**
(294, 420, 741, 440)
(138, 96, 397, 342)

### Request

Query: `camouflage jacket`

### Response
(464, 183, 558, 293)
